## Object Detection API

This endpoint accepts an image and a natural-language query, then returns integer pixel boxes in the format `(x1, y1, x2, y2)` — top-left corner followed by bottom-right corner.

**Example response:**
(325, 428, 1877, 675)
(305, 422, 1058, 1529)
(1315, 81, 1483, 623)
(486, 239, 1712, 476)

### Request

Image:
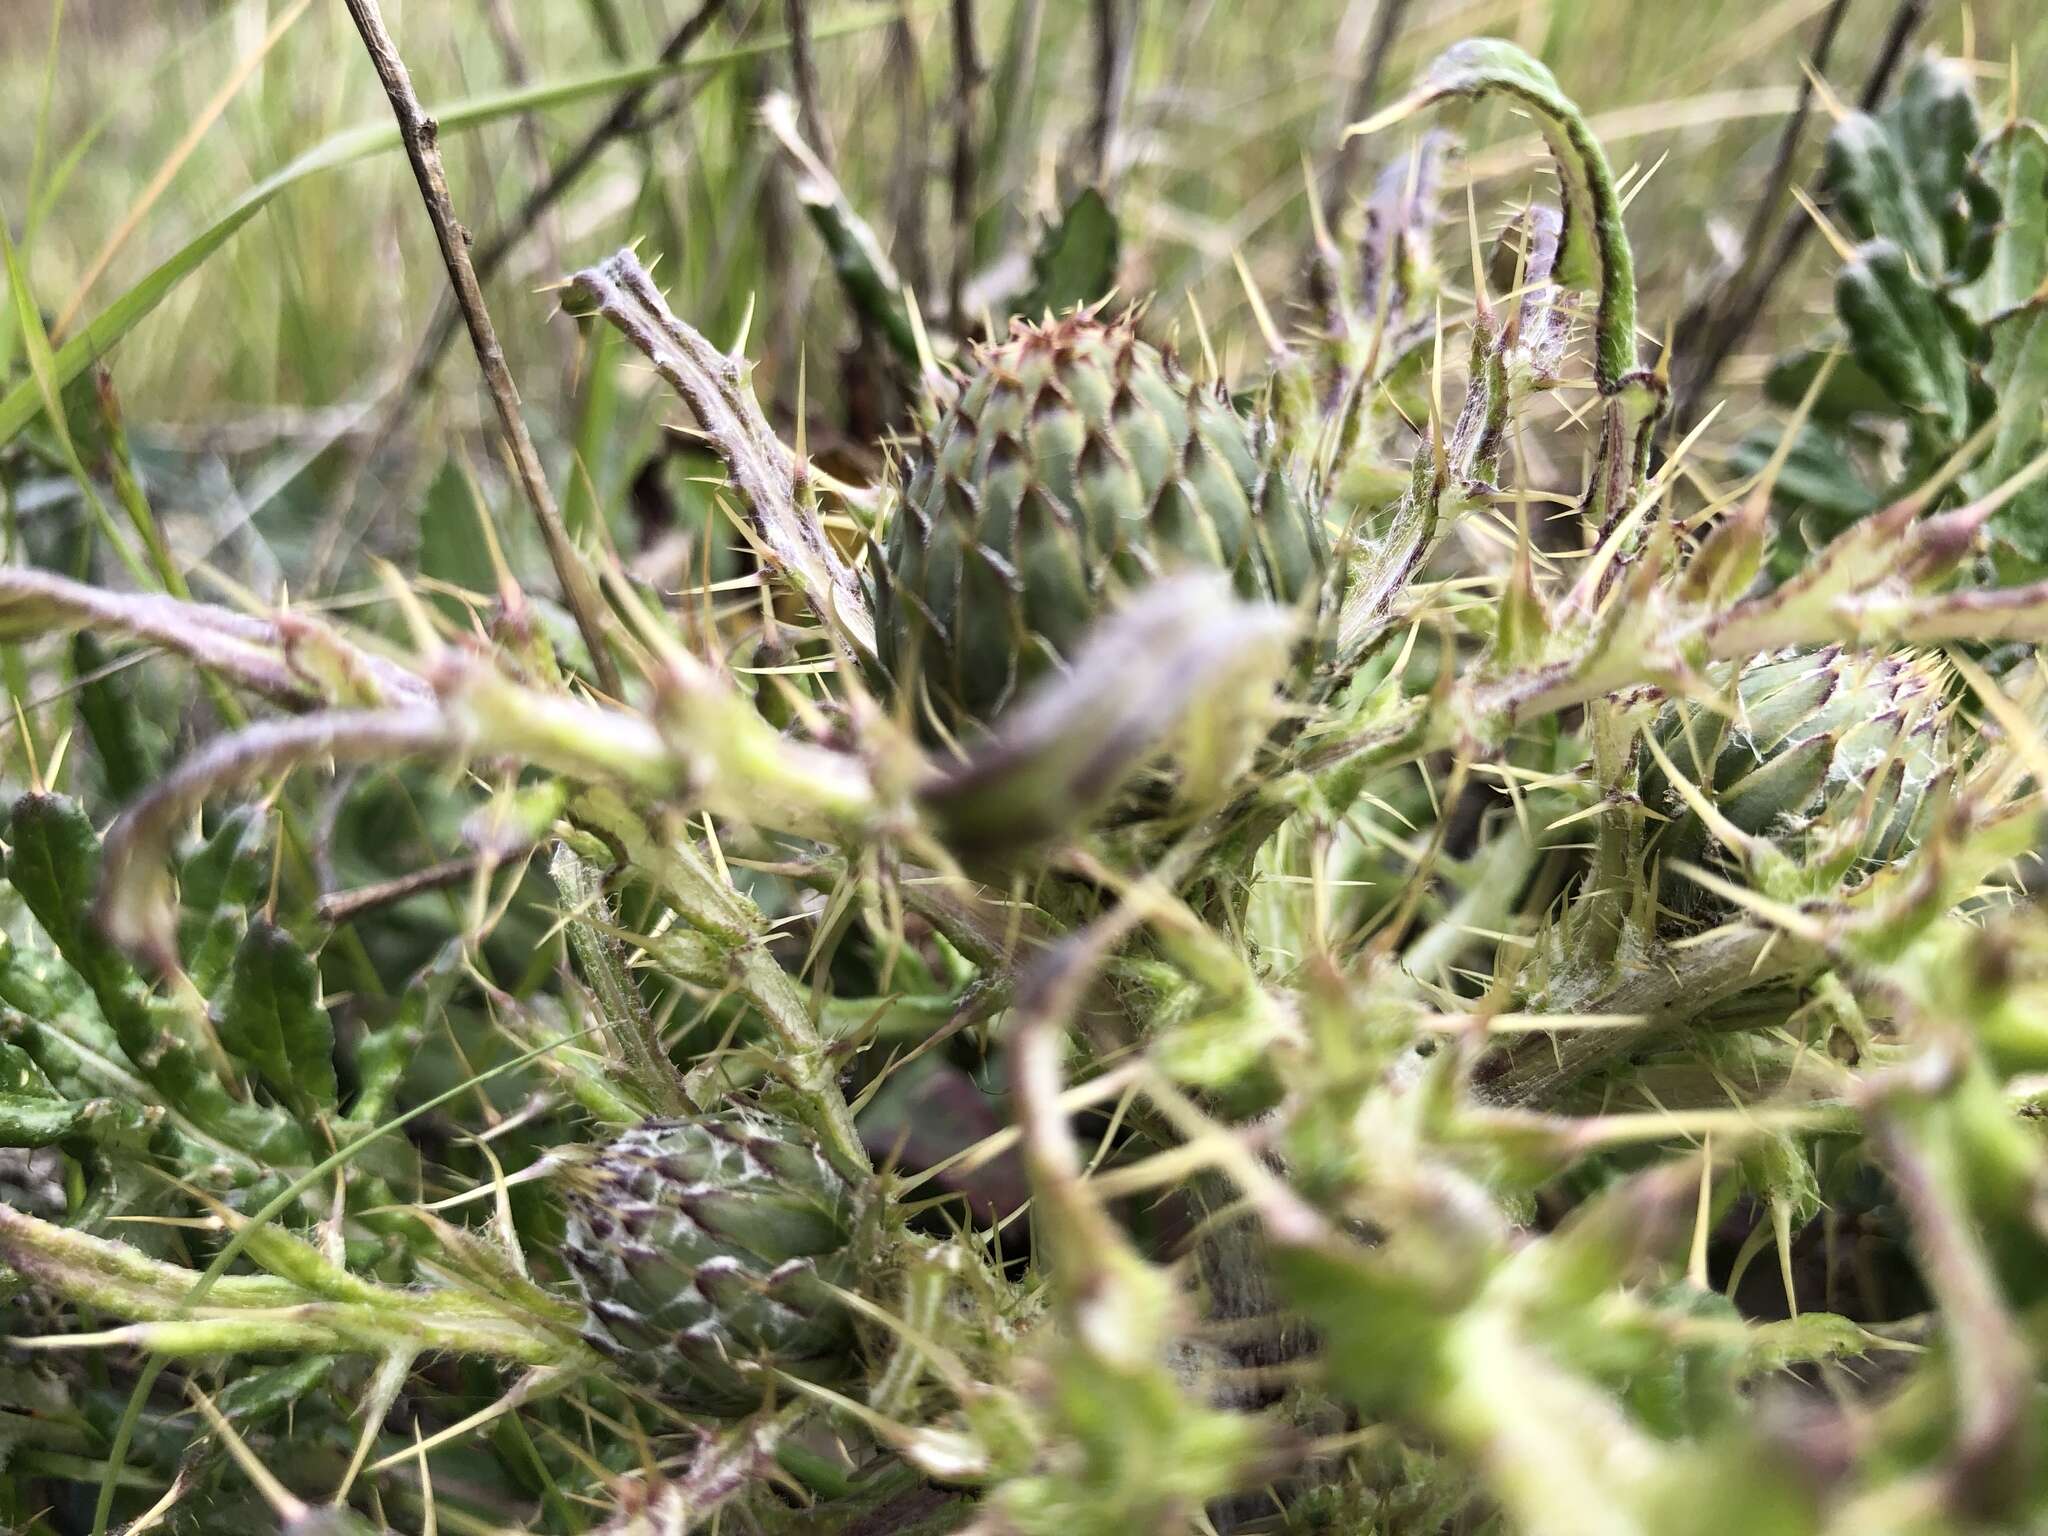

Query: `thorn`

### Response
(1466, 183, 1489, 321)
(1343, 87, 1432, 142)
(1791, 186, 1858, 266)
(414, 1418, 438, 1536)
(794, 347, 810, 465)
(1186, 292, 1221, 383)
(730, 291, 757, 357)
(1798, 57, 1848, 124)
(1231, 249, 1286, 357)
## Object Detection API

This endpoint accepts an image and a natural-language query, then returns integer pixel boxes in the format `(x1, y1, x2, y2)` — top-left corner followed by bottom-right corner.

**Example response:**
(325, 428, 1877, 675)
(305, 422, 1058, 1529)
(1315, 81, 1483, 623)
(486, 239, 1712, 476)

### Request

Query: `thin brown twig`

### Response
(884, 17, 933, 302)
(1086, 0, 1135, 186)
(315, 0, 732, 592)
(339, 0, 622, 695)
(785, 0, 836, 170)
(317, 0, 727, 563)
(480, 0, 573, 369)
(948, 0, 986, 325)
(396, 0, 730, 403)
(316, 857, 481, 926)
(1326, 0, 1413, 221)
(580, 0, 633, 61)
(1668, 0, 1849, 429)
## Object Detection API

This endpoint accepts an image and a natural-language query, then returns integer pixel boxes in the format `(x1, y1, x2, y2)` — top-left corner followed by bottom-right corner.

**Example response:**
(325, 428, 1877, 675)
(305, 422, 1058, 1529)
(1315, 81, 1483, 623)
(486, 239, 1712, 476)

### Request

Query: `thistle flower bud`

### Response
(1643, 646, 1950, 903)
(873, 313, 1331, 733)
(562, 1114, 859, 1413)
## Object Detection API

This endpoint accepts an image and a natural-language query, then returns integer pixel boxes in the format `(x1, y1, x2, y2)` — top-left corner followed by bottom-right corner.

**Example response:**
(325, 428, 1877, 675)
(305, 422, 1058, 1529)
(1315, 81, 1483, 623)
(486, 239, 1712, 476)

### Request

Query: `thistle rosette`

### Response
(872, 312, 1333, 734)
(561, 1113, 860, 1413)
(1643, 645, 1950, 905)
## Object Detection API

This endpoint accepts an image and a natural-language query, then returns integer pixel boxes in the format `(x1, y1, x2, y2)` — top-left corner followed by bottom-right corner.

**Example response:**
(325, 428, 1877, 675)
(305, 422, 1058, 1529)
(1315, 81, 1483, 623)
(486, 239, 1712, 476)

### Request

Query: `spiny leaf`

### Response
(418, 458, 502, 616)
(70, 631, 153, 804)
(1824, 51, 1996, 291)
(5, 793, 312, 1166)
(350, 941, 460, 1124)
(1016, 188, 1120, 320)
(1836, 239, 1982, 461)
(179, 807, 268, 997)
(1974, 303, 2048, 563)
(217, 920, 337, 1110)
(1964, 118, 2048, 320)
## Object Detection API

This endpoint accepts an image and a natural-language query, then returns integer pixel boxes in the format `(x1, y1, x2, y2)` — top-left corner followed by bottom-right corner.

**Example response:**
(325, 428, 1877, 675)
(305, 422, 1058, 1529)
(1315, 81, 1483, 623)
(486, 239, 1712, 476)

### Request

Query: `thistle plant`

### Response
(8, 17, 2048, 1536)
(1745, 49, 2048, 573)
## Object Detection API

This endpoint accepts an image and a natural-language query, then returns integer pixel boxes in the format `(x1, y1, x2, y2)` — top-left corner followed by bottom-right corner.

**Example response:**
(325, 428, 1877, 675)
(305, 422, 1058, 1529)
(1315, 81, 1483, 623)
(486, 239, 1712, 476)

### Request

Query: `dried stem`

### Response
(315, 857, 480, 926)
(784, 0, 835, 170)
(1086, 0, 1136, 186)
(479, 0, 571, 365)
(339, 0, 622, 695)
(1326, 0, 1413, 219)
(884, 17, 933, 301)
(566, 249, 875, 653)
(947, 0, 985, 325)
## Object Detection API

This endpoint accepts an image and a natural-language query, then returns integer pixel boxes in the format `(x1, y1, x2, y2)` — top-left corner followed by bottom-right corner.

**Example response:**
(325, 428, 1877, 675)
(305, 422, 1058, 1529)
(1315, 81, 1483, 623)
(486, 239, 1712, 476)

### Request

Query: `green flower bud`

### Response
(562, 1114, 858, 1413)
(873, 313, 1331, 733)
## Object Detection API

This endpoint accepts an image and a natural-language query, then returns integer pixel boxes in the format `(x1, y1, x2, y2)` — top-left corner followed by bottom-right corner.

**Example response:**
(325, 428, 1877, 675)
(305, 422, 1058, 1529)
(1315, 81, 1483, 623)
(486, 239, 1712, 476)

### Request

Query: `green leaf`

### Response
(1824, 52, 1995, 290)
(180, 808, 269, 996)
(351, 941, 461, 1123)
(1824, 113, 1948, 281)
(763, 95, 919, 364)
(0, 1092, 153, 1150)
(0, 1039, 55, 1102)
(1973, 301, 2048, 564)
(218, 920, 337, 1110)
(213, 1354, 338, 1425)
(1836, 239, 1982, 461)
(5, 792, 118, 999)
(1016, 188, 1120, 319)
(0, 8, 904, 448)
(1730, 425, 1880, 523)
(419, 459, 501, 614)
(0, 1091, 82, 1147)
(0, 1042, 155, 1149)
(1761, 342, 1901, 423)
(5, 795, 313, 1165)
(0, 1038, 71, 1145)
(1964, 118, 2048, 320)
(71, 630, 153, 803)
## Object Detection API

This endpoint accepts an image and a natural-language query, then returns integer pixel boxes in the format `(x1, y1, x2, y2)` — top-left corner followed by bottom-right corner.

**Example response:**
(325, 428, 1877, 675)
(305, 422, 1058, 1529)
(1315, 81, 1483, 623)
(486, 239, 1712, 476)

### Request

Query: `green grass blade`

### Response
(25, 0, 67, 240)
(0, 204, 151, 584)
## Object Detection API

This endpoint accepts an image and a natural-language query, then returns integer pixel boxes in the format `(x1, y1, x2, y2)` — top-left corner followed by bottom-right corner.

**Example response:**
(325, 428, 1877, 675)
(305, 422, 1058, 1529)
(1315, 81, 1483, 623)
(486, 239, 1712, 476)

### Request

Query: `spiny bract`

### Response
(874, 312, 1331, 733)
(1644, 645, 1949, 907)
(561, 1113, 858, 1413)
